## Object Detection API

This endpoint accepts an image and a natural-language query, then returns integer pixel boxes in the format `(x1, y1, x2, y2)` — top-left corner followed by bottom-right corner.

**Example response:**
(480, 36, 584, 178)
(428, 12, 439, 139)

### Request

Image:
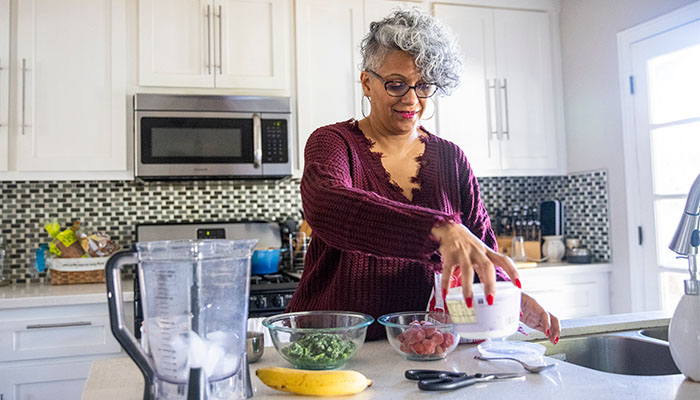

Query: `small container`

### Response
(445, 282, 521, 340)
(251, 249, 281, 275)
(246, 331, 265, 363)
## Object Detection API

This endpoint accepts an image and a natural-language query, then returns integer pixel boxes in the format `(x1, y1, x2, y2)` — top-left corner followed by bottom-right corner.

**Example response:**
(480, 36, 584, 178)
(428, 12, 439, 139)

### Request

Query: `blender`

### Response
(106, 239, 257, 399)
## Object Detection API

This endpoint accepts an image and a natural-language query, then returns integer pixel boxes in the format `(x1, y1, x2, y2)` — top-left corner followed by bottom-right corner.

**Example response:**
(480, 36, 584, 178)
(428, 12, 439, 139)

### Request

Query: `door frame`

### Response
(616, 1, 700, 312)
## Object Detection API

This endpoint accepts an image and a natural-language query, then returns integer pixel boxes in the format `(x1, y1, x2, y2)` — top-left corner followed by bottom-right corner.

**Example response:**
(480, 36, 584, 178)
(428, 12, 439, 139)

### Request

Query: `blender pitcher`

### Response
(106, 239, 257, 400)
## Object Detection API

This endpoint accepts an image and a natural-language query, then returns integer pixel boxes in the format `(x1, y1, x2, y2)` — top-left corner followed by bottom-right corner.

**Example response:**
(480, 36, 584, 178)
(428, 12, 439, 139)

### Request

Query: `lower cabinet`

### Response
(0, 301, 133, 400)
(519, 264, 611, 320)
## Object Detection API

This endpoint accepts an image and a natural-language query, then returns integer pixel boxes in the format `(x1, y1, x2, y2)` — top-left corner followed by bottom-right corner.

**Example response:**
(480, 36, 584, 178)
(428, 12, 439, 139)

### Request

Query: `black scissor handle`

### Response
(405, 369, 466, 380)
(417, 373, 489, 391)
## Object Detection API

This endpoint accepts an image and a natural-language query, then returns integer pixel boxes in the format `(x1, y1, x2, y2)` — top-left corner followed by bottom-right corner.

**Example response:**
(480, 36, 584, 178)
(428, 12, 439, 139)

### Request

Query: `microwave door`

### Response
(136, 111, 262, 178)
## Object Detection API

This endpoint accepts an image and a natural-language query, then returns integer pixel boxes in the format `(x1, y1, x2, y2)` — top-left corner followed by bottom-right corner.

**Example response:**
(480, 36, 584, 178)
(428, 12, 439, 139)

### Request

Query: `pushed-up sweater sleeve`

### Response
(301, 127, 457, 261)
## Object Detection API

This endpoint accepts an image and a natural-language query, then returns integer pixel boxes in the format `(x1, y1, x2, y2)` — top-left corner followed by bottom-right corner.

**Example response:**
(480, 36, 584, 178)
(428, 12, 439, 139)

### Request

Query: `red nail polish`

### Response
(554, 336, 559, 344)
(442, 288, 447, 301)
(465, 297, 473, 308)
(519, 311, 523, 318)
(515, 279, 522, 289)
(487, 294, 494, 306)
(546, 329, 550, 336)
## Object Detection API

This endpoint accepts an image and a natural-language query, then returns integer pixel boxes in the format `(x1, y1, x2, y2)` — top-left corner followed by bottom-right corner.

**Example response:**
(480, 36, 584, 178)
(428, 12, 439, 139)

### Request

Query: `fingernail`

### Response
(546, 329, 550, 336)
(465, 296, 473, 308)
(519, 310, 523, 318)
(441, 288, 447, 301)
(554, 336, 559, 344)
(487, 294, 494, 306)
(515, 279, 522, 289)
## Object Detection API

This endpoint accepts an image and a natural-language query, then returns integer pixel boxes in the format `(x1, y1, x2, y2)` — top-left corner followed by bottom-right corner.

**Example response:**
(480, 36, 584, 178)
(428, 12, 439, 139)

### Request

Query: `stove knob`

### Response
(255, 296, 268, 309)
(272, 294, 284, 308)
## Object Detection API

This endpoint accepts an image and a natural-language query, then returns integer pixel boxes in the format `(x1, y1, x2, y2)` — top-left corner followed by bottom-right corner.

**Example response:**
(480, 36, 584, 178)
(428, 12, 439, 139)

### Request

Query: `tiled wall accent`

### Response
(0, 170, 609, 284)
(479, 170, 610, 262)
(1, 179, 303, 283)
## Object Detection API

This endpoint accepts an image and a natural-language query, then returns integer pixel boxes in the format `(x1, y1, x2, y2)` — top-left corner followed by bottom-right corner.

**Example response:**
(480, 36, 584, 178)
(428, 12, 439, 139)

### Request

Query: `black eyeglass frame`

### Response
(366, 70, 439, 99)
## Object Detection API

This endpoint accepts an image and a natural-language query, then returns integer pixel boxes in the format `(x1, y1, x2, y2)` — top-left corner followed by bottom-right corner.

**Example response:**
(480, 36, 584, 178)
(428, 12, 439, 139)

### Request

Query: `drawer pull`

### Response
(26, 321, 92, 329)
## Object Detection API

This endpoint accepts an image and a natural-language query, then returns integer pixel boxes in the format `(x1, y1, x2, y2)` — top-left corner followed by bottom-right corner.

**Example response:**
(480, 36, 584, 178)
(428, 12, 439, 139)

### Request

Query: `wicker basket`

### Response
(47, 257, 109, 285)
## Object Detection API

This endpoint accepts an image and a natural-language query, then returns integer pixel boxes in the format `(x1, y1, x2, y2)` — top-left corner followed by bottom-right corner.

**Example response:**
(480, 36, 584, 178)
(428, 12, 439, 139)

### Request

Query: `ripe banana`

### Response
(256, 366, 372, 396)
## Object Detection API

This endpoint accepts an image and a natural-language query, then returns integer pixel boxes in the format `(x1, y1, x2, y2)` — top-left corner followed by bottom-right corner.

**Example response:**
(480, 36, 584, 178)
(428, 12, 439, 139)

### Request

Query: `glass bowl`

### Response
(262, 311, 374, 370)
(378, 311, 460, 361)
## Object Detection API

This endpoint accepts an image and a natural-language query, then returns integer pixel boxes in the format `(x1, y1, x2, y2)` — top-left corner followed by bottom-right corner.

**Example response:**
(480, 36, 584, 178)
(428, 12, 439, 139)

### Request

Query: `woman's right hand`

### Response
(431, 221, 520, 307)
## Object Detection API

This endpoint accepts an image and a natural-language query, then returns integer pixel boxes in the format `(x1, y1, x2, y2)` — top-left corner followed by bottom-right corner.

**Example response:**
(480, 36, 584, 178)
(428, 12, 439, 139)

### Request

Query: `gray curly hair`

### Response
(360, 7, 462, 96)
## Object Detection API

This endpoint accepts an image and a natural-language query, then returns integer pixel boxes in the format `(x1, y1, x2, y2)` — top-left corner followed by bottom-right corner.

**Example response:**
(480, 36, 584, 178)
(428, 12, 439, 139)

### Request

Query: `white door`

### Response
(139, 0, 215, 87)
(629, 17, 700, 312)
(15, 0, 127, 172)
(0, 0, 8, 171)
(493, 9, 558, 172)
(434, 4, 501, 174)
(215, 0, 289, 90)
(295, 0, 364, 173)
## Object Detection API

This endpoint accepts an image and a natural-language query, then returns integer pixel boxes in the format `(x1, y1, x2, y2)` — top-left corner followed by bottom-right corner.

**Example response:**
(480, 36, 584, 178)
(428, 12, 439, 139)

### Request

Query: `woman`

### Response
(288, 8, 560, 343)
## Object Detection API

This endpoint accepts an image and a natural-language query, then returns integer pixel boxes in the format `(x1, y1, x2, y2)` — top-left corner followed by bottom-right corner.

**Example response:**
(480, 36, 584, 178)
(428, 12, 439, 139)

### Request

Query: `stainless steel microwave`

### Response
(134, 94, 292, 180)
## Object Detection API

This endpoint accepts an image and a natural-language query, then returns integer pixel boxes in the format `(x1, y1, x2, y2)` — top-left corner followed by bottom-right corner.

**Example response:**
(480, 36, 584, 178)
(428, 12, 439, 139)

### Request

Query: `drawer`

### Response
(0, 302, 132, 363)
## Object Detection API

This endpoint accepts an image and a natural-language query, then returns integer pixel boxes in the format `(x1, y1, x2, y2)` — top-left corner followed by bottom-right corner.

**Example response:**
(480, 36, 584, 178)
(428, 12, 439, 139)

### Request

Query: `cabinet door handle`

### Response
(253, 113, 262, 168)
(21, 58, 28, 135)
(0, 57, 3, 127)
(485, 79, 498, 139)
(500, 79, 510, 139)
(217, 5, 223, 74)
(26, 321, 92, 329)
(206, 5, 212, 74)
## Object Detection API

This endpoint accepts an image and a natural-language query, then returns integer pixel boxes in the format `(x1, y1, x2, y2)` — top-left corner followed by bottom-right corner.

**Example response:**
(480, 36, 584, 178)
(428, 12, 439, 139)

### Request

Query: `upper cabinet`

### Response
(294, 0, 424, 175)
(294, 0, 365, 174)
(139, 0, 290, 92)
(1, 0, 128, 178)
(434, 3, 566, 177)
(0, 0, 8, 172)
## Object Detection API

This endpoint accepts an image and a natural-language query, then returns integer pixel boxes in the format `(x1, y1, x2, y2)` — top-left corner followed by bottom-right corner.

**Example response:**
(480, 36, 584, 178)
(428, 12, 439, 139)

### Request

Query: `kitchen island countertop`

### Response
(81, 316, 699, 400)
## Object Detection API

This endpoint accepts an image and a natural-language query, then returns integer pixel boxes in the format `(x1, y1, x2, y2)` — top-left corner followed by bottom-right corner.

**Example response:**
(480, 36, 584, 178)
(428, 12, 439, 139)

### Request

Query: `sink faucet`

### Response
(668, 173, 700, 296)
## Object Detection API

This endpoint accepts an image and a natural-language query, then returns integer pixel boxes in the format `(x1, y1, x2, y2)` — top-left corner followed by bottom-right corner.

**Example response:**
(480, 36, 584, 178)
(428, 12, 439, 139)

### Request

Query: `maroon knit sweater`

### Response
(287, 119, 505, 340)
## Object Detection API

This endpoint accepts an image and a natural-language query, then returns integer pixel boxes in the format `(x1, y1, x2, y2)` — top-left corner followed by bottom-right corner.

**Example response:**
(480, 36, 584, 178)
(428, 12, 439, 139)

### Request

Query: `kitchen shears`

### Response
(405, 369, 523, 391)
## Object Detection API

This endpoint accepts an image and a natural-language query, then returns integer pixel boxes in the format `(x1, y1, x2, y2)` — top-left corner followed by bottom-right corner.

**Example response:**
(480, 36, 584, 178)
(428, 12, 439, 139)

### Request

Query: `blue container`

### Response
(251, 249, 281, 275)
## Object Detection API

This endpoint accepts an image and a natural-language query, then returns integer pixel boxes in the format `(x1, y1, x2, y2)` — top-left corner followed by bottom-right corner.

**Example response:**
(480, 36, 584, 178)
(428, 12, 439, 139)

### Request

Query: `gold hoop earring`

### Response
(421, 98, 436, 121)
(361, 95, 371, 118)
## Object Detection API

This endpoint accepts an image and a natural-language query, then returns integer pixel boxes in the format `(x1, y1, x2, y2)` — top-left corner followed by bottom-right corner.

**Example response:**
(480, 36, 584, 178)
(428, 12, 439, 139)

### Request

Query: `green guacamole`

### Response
(281, 333, 357, 369)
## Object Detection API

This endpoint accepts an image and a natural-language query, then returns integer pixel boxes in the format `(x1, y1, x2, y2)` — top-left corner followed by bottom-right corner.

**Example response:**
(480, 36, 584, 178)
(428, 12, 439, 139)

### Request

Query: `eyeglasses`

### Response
(366, 70, 439, 98)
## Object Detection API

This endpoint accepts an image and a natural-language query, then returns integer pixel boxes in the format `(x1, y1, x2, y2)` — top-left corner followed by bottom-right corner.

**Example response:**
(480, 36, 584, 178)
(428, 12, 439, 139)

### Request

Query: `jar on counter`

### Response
(542, 235, 565, 263)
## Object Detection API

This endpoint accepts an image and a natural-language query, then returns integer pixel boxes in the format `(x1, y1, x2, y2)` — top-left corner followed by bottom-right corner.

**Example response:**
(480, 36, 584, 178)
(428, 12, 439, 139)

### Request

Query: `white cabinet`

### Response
(294, 0, 424, 174)
(434, 3, 565, 177)
(0, 300, 132, 400)
(294, 0, 364, 173)
(1, 0, 128, 179)
(519, 264, 612, 319)
(139, 0, 290, 92)
(0, 0, 8, 172)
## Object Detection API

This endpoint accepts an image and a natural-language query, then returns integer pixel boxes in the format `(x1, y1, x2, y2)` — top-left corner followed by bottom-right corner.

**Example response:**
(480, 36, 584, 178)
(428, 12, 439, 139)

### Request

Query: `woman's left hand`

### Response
(520, 293, 560, 344)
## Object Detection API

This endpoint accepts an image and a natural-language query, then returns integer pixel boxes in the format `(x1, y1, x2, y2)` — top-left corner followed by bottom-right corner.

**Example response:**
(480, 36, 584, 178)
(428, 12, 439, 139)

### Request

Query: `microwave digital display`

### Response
(151, 127, 242, 158)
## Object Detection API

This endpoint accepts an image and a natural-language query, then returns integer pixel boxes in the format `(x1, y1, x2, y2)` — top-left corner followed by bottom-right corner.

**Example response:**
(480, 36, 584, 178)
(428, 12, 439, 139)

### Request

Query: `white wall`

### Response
(558, 0, 697, 313)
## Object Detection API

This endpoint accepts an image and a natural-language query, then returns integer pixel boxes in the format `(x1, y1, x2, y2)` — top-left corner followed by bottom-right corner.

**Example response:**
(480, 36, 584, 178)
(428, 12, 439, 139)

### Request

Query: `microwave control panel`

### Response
(262, 119, 289, 163)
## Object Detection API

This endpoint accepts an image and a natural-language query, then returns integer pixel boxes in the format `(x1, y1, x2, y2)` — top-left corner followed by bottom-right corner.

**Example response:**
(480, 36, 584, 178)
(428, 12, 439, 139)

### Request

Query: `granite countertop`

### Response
(0, 280, 134, 309)
(81, 321, 699, 400)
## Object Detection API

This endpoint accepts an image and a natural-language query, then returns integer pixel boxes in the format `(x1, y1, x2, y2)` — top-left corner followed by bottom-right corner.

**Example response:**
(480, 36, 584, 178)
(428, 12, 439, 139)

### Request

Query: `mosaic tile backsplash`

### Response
(0, 170, 609, 283)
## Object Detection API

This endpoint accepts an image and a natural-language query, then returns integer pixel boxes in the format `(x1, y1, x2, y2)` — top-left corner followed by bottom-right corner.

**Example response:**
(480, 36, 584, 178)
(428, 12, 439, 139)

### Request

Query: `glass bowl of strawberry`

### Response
(378, 312, 459, 361)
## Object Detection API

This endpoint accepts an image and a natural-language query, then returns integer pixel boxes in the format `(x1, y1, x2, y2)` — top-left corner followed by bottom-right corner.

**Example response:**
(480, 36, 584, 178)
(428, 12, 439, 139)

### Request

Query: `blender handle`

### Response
(106, 249, 155, 400)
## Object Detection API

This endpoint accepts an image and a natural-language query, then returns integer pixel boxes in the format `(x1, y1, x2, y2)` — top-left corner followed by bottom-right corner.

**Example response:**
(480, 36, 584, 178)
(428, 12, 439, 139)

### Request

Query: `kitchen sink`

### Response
(639, 326, 668, 341)
(537, 330, 681, 376)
